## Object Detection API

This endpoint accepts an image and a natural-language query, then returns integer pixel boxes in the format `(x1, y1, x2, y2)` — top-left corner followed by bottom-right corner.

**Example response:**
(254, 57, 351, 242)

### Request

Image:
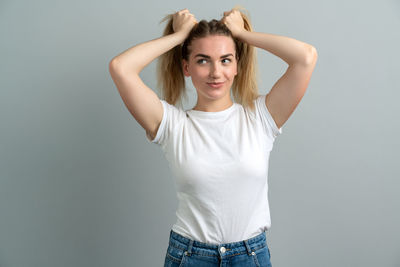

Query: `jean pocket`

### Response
(252, 245, 272, 267)
(165, 244, 187, 266)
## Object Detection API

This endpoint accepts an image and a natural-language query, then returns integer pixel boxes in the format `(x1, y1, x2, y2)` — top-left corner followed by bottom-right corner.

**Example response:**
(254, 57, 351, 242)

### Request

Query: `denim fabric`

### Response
(163, 230, 272, 267)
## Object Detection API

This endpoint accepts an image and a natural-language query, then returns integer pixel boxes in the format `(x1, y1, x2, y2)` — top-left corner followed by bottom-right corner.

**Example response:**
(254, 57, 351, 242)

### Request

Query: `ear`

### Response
(182, 59, 190, 77)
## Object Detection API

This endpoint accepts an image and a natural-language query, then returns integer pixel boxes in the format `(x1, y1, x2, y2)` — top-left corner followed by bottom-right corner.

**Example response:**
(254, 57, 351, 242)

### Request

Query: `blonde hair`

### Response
(157, 7, 259, 112)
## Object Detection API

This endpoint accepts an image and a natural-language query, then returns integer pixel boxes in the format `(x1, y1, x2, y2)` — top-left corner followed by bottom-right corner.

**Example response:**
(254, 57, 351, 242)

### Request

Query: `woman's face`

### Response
(182, 35, 238, 102)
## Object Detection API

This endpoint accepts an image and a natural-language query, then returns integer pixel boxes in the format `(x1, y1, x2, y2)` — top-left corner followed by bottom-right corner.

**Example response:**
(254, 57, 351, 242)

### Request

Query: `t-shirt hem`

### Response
(260, 94, 283, 138)
(146, 99, 167, 144)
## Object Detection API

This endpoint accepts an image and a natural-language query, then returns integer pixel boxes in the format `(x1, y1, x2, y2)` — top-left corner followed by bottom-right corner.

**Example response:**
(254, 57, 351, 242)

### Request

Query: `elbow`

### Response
(109, 58, 141, 75)
(109, 58, 121, 73)
(109, 58, 131, 76)
(304, 45, 318, 66)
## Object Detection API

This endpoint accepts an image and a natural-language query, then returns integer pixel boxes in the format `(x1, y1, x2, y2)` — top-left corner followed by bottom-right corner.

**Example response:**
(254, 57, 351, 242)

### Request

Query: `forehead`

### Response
(189, 35, 236, 57)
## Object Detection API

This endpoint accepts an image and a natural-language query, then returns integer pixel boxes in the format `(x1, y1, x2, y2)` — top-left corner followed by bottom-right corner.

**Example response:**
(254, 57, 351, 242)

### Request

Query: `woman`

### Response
(109, 7, 317, 267)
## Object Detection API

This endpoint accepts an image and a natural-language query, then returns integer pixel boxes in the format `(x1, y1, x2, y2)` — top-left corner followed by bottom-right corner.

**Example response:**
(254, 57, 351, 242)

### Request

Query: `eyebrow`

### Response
(194, 53, 234, 59)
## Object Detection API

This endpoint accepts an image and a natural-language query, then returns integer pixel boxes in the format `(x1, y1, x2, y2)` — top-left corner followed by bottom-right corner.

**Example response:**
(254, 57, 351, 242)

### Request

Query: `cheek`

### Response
(226, 67, 237, 78)
(190, 67, 208, 79)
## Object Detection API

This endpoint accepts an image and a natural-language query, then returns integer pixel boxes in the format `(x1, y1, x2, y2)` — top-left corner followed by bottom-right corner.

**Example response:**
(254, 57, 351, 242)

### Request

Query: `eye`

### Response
(197, 59, 207, 64)
(222, 58, 231, 64)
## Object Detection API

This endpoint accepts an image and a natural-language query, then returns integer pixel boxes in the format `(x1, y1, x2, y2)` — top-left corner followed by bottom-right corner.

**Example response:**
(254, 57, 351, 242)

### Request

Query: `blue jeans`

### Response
(164, 230, 272, 267)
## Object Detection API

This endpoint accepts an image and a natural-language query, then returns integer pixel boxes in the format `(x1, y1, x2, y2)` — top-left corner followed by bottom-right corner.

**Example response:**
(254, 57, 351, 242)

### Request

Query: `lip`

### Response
(206, 82, 225, 88)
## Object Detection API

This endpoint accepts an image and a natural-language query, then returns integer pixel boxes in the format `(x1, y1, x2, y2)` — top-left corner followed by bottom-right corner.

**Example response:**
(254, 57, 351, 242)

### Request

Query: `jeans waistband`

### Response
(168, 230, 268, 257)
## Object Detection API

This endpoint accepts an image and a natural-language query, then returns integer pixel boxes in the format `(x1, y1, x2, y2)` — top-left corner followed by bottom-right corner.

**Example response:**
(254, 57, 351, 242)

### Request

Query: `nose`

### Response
(209, 62, 221, 79)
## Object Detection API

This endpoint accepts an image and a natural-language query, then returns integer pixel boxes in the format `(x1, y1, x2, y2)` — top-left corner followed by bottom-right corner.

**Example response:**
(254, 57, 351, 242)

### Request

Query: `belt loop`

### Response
(186, 239, 194, 256)
(243, 239, 252, 256)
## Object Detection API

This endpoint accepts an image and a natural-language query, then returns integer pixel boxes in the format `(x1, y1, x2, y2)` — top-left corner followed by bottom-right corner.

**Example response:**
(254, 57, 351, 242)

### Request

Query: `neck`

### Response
(193, 100, 234, 112)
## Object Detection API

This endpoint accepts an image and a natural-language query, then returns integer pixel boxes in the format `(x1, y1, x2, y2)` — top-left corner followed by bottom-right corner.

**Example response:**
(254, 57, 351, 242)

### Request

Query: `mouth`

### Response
(206, 81, 225, 88)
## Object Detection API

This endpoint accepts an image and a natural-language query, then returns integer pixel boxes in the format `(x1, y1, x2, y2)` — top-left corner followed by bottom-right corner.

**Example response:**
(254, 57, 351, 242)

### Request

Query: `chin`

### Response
(203, 90, 230, 99)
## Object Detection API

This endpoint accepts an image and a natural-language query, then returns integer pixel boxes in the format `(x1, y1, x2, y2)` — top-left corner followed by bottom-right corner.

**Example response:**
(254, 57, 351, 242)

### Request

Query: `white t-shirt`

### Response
(146, 94, 282, 244)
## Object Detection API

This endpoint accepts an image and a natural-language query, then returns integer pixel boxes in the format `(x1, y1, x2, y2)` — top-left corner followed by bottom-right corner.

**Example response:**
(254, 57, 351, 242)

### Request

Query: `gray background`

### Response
(1, 0, 399, 266)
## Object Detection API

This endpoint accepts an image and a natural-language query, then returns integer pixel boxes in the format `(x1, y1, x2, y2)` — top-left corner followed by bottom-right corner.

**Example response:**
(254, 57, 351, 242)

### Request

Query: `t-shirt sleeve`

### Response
(255, 94, 283, 140)
(145, 99, 182, 146)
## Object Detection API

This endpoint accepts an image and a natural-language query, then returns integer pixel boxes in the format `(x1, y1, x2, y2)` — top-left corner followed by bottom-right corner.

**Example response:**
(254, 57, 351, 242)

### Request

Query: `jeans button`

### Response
(220, 246, 226, 253)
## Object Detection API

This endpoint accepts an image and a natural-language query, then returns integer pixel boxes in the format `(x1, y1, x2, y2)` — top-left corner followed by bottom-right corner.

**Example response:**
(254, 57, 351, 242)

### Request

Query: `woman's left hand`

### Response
(221, 9, 245, 38)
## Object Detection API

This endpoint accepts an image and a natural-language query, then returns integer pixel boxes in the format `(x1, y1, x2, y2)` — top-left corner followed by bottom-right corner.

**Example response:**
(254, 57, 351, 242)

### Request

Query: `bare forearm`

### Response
(237, 31, 316, 66)
(110, 31, 186, 74)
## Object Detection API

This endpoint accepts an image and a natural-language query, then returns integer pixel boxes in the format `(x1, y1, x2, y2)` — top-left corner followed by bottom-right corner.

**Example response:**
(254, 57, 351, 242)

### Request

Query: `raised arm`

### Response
(223, 9, 318, 129)
(109, 9, 197, 140)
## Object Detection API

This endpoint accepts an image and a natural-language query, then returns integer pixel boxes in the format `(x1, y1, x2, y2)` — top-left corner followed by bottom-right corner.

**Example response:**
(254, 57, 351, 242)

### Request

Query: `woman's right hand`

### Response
(172, 9, 197, 36)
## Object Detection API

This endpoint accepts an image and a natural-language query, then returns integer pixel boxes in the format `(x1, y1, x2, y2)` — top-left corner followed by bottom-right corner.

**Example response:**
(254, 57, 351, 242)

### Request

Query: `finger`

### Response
(178, 8, 189, 14)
